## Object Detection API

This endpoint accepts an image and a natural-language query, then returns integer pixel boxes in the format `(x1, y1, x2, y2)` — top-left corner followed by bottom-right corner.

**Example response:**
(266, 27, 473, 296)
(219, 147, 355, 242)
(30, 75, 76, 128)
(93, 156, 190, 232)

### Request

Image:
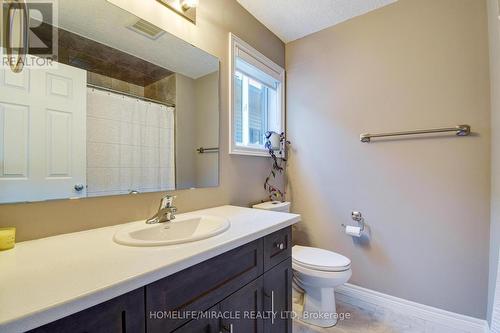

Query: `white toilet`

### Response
(292, 245, 352, 327)
(253, 201, 352, 327)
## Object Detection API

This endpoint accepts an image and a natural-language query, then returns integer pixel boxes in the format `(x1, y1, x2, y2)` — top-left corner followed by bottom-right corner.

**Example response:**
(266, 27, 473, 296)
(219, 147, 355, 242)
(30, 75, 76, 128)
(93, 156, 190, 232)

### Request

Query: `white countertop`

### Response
(0, 205, 300, 333)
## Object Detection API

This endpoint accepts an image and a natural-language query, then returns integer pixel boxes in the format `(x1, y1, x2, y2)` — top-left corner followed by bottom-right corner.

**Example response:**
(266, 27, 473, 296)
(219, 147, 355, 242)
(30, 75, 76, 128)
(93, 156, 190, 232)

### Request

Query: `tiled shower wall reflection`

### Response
(86, 88, 175, 197)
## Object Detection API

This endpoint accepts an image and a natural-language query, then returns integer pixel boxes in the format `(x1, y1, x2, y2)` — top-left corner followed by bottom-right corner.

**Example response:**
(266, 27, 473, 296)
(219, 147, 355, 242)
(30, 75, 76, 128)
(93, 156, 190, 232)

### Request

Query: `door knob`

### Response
(74, 184, 85, 192)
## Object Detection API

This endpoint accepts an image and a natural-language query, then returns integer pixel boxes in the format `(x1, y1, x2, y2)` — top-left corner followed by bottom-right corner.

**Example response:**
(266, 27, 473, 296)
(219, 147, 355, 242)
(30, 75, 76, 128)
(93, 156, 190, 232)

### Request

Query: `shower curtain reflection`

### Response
(86, 88, 175, 196)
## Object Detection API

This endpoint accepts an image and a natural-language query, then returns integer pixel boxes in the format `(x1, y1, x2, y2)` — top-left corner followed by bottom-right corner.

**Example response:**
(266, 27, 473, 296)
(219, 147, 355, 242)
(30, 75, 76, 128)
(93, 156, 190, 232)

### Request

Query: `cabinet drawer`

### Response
(146, 239, 263, 332)
(263, 227, 292, 271)
(29, 288, 145, 333)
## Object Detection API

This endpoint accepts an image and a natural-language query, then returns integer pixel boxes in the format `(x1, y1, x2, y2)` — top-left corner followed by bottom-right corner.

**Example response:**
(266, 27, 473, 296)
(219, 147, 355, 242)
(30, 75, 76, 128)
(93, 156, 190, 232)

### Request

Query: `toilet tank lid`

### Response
(252, 201, 291, 211)
(292, 245, 351, 270)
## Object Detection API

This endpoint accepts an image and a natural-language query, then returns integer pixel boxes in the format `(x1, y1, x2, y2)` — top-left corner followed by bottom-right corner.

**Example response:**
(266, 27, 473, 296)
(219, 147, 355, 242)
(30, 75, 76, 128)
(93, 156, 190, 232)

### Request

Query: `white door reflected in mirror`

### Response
(0, 63, 87, 203)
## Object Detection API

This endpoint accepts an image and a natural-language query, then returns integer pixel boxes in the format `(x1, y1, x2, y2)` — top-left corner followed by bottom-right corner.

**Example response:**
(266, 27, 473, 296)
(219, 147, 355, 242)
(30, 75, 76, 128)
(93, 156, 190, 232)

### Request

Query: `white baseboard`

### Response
(336, 283, 490, 333)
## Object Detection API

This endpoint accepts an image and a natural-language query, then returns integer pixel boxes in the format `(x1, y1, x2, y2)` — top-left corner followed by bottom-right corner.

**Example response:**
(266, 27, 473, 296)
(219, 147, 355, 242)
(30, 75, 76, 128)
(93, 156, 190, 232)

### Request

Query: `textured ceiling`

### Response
(237, 0, 398, 43)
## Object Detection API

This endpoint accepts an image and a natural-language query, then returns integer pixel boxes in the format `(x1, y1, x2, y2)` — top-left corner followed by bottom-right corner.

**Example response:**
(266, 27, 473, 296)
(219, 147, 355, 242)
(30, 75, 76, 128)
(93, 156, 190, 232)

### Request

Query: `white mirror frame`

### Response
(228, 33, 285, 157)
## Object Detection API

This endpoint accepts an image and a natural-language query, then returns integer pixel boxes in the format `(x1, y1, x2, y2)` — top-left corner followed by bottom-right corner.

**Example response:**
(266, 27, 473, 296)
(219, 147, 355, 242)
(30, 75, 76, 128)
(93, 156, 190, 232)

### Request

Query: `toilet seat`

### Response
(292, 245, 351, 272)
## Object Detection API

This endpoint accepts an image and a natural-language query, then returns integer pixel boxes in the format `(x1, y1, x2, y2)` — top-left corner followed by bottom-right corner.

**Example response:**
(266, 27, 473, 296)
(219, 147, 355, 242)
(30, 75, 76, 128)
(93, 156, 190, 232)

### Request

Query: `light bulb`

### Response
(180, 0, 198, 9)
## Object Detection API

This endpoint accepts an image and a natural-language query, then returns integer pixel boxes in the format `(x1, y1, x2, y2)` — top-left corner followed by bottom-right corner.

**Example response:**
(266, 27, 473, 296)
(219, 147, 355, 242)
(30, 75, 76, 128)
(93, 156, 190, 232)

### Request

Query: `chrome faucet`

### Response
(146, 194, 177, 224)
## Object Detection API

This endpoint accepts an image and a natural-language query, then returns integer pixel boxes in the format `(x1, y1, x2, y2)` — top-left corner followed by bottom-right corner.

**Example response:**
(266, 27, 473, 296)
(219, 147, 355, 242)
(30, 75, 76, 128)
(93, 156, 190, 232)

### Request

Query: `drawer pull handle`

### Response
(221, 323, 233, 333)
(275, 242, 285, 250)
(265, 290, 275, 324)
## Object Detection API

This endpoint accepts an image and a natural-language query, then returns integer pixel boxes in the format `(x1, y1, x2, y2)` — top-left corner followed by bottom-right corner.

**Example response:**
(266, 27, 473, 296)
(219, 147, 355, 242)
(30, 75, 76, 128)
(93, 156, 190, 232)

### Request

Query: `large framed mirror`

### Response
(0, 0, 219, 204)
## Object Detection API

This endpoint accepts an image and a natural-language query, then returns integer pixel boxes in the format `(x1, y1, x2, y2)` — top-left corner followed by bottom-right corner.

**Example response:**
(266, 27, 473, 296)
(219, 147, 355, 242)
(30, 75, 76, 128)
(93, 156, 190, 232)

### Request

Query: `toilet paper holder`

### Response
(341, 211, 365, 232)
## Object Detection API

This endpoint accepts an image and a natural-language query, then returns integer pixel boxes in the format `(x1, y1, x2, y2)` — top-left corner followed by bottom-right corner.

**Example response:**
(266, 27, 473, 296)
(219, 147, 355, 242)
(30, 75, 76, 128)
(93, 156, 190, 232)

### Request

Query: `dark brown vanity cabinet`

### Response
(29, 288, 146, 333)
(30, 227, 292, 333)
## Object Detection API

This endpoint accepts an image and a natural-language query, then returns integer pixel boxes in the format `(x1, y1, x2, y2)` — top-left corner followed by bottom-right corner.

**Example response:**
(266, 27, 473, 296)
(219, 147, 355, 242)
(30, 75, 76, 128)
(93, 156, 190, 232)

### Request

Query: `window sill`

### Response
(229, 146, 284, 158)
(229, 148, 270, 158)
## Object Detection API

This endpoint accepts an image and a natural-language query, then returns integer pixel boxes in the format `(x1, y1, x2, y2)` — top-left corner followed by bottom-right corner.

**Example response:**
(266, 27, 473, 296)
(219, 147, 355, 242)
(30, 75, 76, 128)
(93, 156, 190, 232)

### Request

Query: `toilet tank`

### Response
(253, 201, 291, 213)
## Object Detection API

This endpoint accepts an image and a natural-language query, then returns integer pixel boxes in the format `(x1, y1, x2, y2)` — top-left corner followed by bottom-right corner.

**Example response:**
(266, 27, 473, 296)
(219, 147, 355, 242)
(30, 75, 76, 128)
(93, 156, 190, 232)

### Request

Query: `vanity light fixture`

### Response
(157, 0, 197, 23)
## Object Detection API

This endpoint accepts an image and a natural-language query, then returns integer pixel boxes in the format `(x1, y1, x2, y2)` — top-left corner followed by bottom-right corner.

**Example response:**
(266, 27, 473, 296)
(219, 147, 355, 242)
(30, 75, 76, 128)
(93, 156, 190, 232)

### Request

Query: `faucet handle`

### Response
(158, 206, 177, 223)
(160, 194, 176, 209)
(169, 207, 177, 220)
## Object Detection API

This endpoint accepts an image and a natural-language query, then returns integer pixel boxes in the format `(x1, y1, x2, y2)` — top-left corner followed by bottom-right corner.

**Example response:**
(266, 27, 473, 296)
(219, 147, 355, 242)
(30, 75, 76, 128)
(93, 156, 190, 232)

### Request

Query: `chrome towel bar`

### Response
(197, 147, 219, 153)
(360, 124, 471, 143)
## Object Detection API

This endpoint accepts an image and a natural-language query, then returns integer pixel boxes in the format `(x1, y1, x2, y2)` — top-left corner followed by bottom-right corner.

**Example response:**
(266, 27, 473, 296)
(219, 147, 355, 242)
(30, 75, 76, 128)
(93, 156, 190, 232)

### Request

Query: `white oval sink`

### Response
(114, 214, 230, 247)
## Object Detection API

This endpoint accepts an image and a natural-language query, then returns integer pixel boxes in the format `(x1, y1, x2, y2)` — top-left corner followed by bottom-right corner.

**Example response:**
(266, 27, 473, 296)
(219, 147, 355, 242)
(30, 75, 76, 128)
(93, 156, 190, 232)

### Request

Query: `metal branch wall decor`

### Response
(264, 131, 290, 202)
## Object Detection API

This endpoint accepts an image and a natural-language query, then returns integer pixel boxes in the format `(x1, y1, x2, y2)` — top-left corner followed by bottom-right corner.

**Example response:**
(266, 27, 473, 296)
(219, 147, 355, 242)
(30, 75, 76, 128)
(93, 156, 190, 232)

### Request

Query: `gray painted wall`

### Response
(176, 74, 197, 189)
(176, 72, 220, 189)
(286, 0, 490, 318)
(488, 0, 500, 325)
(195, 72, 220, 188)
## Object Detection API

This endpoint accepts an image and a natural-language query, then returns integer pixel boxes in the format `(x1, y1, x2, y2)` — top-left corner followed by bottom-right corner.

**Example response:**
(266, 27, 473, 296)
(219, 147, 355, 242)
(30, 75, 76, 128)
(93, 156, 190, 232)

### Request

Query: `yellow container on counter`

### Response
(0, 227, 16, 251)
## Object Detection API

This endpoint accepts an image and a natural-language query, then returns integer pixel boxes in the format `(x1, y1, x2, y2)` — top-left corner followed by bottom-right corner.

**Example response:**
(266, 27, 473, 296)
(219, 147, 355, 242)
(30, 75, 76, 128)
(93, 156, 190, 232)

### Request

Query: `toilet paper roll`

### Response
(345, 225, 362, 237)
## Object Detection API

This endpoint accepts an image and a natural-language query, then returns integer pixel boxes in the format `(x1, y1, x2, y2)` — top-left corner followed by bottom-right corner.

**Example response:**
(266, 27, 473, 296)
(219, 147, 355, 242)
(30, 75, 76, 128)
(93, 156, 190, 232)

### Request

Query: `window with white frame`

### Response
(230, 34, 285, 157)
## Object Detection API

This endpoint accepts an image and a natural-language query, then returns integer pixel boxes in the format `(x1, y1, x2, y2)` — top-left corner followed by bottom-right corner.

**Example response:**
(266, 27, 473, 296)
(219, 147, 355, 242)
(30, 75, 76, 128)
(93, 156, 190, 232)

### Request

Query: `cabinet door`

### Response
(29, 288, 145, 333)
(172, 306, 219, 333)
(146, 239, 263, 332)
(263, 258, 292, 333)
(220, 278, 264, 333)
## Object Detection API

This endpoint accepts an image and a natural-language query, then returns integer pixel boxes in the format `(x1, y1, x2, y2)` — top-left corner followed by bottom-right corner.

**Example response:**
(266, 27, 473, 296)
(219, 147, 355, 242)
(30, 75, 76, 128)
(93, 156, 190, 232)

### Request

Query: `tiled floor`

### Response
(292, 293, 470, 333)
